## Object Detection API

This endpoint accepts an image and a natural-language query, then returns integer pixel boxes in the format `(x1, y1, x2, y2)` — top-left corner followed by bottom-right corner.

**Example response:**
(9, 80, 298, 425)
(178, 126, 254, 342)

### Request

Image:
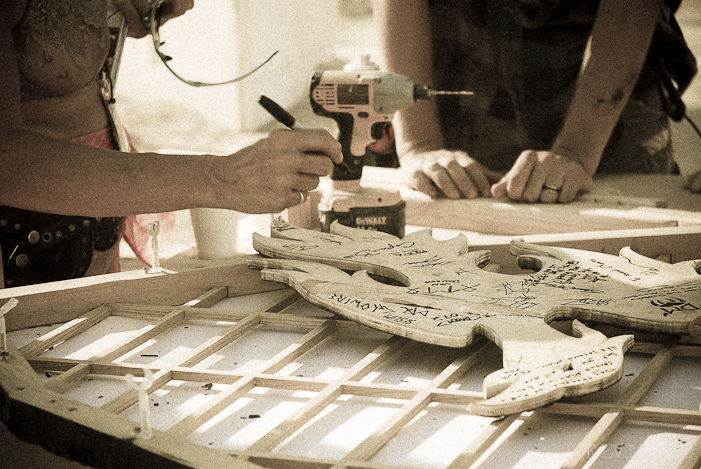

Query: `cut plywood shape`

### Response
(251, 218, 701, 416)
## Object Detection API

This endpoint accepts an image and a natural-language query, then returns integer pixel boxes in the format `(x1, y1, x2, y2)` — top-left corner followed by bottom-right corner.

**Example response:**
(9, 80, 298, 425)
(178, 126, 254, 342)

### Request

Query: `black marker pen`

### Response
(259, 95, 349, 173)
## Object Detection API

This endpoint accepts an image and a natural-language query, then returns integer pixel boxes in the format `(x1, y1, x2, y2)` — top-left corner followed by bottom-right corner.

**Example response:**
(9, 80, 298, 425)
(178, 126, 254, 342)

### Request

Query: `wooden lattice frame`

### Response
(1, 255, 700, 469)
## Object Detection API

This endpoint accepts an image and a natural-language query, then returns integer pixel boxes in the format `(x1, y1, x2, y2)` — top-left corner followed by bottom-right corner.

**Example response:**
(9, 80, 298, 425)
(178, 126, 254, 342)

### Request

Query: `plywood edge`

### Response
(470, 225, 701, 270)
(2, 255, 282, 331)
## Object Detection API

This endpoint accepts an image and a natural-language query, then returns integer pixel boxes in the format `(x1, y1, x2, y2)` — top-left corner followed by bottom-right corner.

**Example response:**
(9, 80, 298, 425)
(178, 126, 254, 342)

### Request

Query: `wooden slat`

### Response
(261, 290, 302, 313)
(45, 362, 91, 394)
(98, 307, 188, 362)
(562, 345, 676, 469)
(43, 307, 186, 394)
(46, 306, 188, 411)
(447, 414, 521, 469)
(179, 315, 262, 367)
(541, 402, 701, 426)
(248, 382, 345, 453)
(166, 321, 336, 438)
(343, 342, 494, 462)
(246, 336, 408, 453)
(678, 432, 701, 469)
(182, 286, 229, 308)
(102, 314, 261, 414)
(345, 392, 434, 462)
(19, 304, 112, 358)
(112, 303, 375, 333)
(262, 321, 337, 374)
(167, 375, 258, 438)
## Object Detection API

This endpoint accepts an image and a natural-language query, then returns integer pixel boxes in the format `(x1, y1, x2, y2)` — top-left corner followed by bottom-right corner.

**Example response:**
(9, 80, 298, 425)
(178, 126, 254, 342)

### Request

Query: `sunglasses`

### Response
(145, 0, 278, 87)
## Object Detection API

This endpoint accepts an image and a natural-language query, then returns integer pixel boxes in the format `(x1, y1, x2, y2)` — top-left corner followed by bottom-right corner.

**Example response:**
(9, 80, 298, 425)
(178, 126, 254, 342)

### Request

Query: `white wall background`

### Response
(115, 0, 377, 154)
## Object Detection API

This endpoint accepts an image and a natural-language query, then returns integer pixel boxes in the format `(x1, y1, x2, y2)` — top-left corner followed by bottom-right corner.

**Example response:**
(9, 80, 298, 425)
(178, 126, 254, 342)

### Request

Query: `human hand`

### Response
(114, 0, 194, 38)
(490, 150, 593, 203)
(403, 149, 502, 199)
(213, 129, 343, 214)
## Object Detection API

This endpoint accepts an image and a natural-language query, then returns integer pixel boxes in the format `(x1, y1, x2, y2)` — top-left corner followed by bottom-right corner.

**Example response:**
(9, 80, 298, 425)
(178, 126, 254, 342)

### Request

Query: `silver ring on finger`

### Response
(543, 184, 562, 193)
(297, 190, 307, 205)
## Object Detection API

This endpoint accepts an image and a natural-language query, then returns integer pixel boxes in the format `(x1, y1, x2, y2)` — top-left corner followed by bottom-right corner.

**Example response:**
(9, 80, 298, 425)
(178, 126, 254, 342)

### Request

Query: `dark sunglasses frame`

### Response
(146, 0, 278, 87)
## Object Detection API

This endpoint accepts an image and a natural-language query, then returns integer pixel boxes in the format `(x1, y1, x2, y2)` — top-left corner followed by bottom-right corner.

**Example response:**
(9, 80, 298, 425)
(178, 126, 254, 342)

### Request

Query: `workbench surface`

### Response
(1, 170, 700, 469)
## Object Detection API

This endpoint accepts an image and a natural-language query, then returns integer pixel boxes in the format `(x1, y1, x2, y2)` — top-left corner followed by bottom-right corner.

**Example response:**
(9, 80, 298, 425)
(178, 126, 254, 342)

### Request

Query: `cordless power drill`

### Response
(310, 60, 471, 237)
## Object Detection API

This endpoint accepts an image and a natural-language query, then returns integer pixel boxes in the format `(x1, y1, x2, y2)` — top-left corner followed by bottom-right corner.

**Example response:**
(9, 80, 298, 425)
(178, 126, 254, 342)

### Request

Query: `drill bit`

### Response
(414, 85, 473, 100)
(430, 90, 474, 96)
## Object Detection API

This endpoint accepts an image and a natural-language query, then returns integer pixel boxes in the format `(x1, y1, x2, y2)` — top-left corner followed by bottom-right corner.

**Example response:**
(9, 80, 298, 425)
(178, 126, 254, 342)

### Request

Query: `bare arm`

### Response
(492, 0, 660, 203)
(0, 2, 342, 217)
(553, 0, 659, 172)
(374, 0, 499, 198)
(374, 0, 442, 154)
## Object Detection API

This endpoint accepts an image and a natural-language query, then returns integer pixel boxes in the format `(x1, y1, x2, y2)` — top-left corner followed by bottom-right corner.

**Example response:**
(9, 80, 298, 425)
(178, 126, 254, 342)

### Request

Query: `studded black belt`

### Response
(1, 206, 125, 288)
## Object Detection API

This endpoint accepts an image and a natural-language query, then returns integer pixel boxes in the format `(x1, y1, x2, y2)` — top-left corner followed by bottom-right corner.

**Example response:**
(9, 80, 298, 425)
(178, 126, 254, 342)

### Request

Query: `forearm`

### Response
(0, 127, 216, 216)
(551, 0, 658, 175)
(374, 0, 444, 156)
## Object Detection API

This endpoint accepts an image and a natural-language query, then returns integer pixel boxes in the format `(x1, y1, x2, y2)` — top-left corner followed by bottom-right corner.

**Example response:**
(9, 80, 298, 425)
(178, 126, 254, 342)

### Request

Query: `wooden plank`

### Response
(361, 168, 701, 211)
(358, 168, 701, 235)
(405, 197, 681, 235)
(471, 225, 701, 270)
(1, 258, 281, 332)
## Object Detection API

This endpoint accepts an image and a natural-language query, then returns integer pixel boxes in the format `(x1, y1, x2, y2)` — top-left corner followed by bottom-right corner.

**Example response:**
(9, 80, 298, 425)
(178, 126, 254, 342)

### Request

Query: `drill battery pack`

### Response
(319, 200, 406, 238)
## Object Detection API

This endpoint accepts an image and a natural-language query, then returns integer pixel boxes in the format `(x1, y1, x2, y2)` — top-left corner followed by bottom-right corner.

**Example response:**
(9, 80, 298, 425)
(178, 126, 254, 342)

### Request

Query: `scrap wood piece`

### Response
(250, 218, 701, 416)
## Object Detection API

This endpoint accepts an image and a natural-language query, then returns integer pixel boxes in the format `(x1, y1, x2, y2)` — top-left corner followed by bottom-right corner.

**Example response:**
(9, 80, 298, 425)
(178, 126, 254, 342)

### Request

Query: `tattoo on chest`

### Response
(14, 0, 109, 97)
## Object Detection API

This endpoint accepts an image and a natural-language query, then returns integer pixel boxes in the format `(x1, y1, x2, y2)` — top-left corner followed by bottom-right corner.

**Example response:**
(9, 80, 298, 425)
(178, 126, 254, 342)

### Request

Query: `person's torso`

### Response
(2, 0, 125, 288)
(13, 0, 112, 139)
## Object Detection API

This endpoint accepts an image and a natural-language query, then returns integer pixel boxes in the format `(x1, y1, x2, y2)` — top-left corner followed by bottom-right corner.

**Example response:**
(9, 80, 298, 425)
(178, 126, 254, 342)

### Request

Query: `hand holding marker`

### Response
(259, 95, 349, 173)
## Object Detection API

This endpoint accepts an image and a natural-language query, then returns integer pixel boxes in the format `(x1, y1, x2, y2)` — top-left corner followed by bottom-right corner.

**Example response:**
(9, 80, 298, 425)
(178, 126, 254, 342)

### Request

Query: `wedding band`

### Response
(543, 185, 562, 192)
(297, 190, 306, 205)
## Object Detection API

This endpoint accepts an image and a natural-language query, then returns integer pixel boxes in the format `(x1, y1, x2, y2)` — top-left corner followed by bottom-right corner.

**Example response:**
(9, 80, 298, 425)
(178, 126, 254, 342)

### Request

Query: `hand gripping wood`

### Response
(250, 218, 701, 416)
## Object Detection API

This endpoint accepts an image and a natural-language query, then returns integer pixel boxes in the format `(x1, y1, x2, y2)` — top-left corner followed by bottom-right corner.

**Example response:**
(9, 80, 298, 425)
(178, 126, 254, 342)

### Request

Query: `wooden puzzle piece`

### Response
(250, 219, 701, 416)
